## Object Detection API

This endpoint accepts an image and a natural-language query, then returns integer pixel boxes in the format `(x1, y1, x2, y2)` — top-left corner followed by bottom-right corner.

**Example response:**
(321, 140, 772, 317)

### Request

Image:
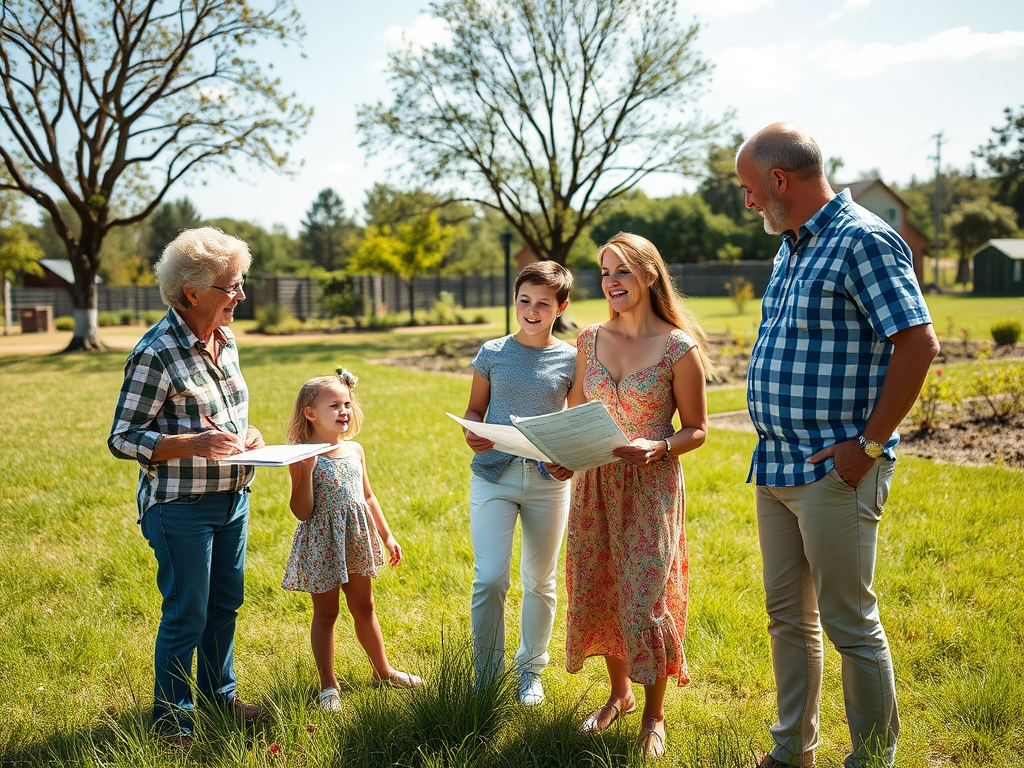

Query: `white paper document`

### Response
(218, 443, 336, 467)
(447, 413, 553, 463)
(448, 400, 631, 472)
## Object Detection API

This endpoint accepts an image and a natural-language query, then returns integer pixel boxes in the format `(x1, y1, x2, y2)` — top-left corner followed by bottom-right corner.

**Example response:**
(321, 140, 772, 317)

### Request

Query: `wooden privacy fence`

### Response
(9, 262, 774, 320)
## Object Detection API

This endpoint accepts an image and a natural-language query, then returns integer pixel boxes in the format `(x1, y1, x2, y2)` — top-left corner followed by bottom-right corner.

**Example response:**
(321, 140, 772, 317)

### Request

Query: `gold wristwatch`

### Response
(857, 435, 884, 459)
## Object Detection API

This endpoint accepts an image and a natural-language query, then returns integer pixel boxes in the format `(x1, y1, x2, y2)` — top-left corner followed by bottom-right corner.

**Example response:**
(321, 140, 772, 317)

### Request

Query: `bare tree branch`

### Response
(358, 0, 723, 267)
(0, 0, 310, 349)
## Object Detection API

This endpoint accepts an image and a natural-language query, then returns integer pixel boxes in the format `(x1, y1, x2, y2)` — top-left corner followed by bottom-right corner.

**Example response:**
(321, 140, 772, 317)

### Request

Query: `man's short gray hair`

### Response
(154, 227, 252, 310)
(744, 124, 824, 182)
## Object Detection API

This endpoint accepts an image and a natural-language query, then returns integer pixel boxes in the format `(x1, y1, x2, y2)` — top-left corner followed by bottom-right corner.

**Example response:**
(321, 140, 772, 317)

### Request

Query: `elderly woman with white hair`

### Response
(109, 227, 264, 748)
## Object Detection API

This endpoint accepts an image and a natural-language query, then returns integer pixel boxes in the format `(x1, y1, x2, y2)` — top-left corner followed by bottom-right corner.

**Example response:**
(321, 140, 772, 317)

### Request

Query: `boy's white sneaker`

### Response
(518, 671, 545, 706)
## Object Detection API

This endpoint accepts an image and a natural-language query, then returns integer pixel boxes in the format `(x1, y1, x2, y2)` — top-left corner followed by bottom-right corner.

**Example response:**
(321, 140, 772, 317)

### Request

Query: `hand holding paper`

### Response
(218, 443, 336, 467)
(448, 401, 631, 472)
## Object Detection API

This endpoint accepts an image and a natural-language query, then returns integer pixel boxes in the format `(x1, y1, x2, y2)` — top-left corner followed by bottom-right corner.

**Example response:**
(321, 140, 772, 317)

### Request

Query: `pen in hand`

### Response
(199, 415, 244, 459)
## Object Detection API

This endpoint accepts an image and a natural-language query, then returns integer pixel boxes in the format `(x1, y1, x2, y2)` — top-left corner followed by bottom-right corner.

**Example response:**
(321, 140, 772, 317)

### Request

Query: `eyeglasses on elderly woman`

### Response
(211, 277, 246, 299)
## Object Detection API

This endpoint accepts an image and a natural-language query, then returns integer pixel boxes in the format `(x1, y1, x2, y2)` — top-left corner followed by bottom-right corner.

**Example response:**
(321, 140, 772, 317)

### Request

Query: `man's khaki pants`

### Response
(756, 458, 899, 768)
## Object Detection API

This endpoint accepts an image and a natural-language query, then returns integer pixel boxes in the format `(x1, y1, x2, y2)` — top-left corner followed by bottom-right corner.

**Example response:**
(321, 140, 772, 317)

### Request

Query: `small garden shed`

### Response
(973, 239, 1024, 296)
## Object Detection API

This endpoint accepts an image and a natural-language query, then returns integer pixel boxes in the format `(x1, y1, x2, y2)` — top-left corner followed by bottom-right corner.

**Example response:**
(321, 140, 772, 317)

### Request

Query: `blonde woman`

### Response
(565, 232, 711, 757)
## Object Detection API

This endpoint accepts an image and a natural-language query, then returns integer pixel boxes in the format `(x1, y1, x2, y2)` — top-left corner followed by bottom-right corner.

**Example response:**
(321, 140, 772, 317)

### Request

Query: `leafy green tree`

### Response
(946, 199, 1018, 284)
(0, 0, 310, 350)
(443, 207, 508, 276)
(590, 191, 738, 264)
(363, 184, 482, 275)
(358, 0, 722, 270)
(318, 272, 366, 323)
(896, 169, 994, 244)
(203, 218, 303, 276)
(300, 189, 361, 271)
(976, 105, 1024, 223)
(0, 191, 44, 333)
(350, 211, 456, 323)
(695, 134, 780, 260)
(99, 219, 157, 286)
(700, 133, 748, 224)
(363, 184, 442, 229)
(147, 198, 203, 264)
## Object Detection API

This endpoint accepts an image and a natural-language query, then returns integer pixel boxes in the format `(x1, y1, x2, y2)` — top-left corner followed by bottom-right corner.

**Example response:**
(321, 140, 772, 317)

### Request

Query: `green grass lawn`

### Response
(1, 316, 1023, 767)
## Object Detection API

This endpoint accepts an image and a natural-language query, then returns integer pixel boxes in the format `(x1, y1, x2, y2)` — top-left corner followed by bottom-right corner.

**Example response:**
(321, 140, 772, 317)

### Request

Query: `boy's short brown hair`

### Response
(514, 260, 573, 304)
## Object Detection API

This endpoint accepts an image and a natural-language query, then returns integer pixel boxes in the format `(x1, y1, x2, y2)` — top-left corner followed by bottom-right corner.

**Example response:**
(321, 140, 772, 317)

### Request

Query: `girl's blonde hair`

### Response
(286, 369, 364, 444)
(599, 232, 715, 379)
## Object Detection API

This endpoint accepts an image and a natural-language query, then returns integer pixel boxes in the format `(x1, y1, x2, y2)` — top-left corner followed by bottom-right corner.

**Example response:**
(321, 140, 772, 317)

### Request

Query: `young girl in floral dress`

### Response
(283, 370, 421, 711)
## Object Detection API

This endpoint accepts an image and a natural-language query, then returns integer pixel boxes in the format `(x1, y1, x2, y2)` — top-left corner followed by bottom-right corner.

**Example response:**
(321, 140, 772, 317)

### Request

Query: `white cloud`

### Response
(711, 41, 807, 94)
(382, 14, 451, 51)
(808, 27, 1024, 78)
(368, 14, 452, 74)
(826, 0, 872, 23)
(677, 0, 776, 21)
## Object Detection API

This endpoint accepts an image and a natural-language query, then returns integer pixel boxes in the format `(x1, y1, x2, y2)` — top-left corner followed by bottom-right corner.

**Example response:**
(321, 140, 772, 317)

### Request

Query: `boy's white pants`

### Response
(469, 458, 570, 679)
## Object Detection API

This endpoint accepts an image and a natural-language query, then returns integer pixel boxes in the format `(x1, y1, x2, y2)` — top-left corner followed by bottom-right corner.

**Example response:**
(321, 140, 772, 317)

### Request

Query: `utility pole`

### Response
(929, 132, 944, 292)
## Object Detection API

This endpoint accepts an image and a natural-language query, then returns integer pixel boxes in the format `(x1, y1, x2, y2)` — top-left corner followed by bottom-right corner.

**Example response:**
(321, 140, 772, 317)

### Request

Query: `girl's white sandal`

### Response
(317, 687, 342, 711)
(371, 670, 423, 689)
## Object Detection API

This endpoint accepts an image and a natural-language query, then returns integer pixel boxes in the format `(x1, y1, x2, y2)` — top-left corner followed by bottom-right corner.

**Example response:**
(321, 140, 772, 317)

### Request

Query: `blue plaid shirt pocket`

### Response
(791, 279, 850, 330)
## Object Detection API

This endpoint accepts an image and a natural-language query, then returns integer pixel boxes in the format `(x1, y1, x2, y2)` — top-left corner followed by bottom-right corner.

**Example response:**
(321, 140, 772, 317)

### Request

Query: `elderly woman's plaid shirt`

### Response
(109, 308, 253, 520)
(746, 189, 932, 487)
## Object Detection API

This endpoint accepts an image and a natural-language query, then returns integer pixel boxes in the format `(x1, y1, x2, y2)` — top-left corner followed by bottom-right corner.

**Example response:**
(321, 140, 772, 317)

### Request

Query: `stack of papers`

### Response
(447, 400, 631, 472)
(218, 443, 336, 467)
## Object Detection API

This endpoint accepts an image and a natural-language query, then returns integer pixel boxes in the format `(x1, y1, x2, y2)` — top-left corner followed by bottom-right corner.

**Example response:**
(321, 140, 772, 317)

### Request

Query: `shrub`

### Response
(364, 312, 402, 330)
(991, 318, 1022, 346)
(143, 310, 165, 325)
(97, 311, 120, 327)
(318, 271, 365, 320)
(54, 316, 74, 331)
(254, 303, 293, 334)
(970, 363, 1024, 418)
(118, 310, 135, 325)
(724, 276, 754, 314)
(429, 291, 459, 325)
(910, 368, 962, 431)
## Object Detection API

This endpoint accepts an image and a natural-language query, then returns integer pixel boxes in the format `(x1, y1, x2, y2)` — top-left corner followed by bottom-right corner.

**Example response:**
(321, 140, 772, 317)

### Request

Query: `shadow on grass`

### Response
(1, 638, 770, 768)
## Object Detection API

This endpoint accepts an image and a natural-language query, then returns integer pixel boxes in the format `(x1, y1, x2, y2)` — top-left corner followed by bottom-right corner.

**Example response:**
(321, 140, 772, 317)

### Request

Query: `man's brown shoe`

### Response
(221, 697, 260, 722)
(161, 731, 193, 751)
(757, 756, 801, 768)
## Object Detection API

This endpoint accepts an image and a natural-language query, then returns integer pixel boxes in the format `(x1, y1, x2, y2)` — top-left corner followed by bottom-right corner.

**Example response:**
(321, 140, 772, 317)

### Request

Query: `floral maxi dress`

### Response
(565, 324, 694, 686)
(282, 453, 383, 594)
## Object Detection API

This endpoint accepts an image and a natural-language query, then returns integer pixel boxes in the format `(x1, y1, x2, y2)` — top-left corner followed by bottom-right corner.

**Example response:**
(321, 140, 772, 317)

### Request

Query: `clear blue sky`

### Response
(183, 0, 1024, 235)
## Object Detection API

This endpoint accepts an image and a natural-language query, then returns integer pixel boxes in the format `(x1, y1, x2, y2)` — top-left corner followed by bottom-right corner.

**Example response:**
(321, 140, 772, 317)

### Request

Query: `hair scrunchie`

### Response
(335, 367, 358, 390)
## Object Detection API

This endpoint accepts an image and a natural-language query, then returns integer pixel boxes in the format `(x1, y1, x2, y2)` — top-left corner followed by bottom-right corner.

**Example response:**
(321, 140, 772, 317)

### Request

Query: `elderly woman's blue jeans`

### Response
(141, 489, 249, 733)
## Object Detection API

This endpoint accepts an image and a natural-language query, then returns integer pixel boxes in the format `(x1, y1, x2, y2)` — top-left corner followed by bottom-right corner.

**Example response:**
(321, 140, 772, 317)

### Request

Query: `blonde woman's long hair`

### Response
(286, 369, 364, 444)
(599, 232, 714, 379)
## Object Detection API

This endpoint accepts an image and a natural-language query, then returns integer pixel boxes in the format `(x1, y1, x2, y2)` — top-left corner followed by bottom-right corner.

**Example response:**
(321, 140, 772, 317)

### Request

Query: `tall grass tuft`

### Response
(929, 657, 1024, 760)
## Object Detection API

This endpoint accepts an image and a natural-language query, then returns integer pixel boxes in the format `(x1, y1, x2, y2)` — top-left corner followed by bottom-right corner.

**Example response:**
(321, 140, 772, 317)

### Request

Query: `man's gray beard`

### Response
(762, 192, 788, 235)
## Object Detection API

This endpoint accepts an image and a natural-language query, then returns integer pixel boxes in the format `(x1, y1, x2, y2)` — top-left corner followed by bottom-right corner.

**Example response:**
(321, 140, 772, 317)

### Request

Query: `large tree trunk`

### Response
(956, 255, 971, 285)
(65, 242, 106, 352)
(546, 244, 580, 335)
(2, 277, 11, 335)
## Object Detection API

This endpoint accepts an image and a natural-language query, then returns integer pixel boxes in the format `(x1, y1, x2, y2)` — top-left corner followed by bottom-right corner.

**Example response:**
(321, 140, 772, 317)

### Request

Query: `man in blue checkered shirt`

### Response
(737, 124, 939, 768)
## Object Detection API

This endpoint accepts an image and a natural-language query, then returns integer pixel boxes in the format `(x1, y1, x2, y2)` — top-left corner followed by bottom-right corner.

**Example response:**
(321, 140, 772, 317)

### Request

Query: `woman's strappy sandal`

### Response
(637, 720, 667, 758)
(582, 698, 637, 732)
(371, 670, 423, 689)
(317, 687, 342, 711)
